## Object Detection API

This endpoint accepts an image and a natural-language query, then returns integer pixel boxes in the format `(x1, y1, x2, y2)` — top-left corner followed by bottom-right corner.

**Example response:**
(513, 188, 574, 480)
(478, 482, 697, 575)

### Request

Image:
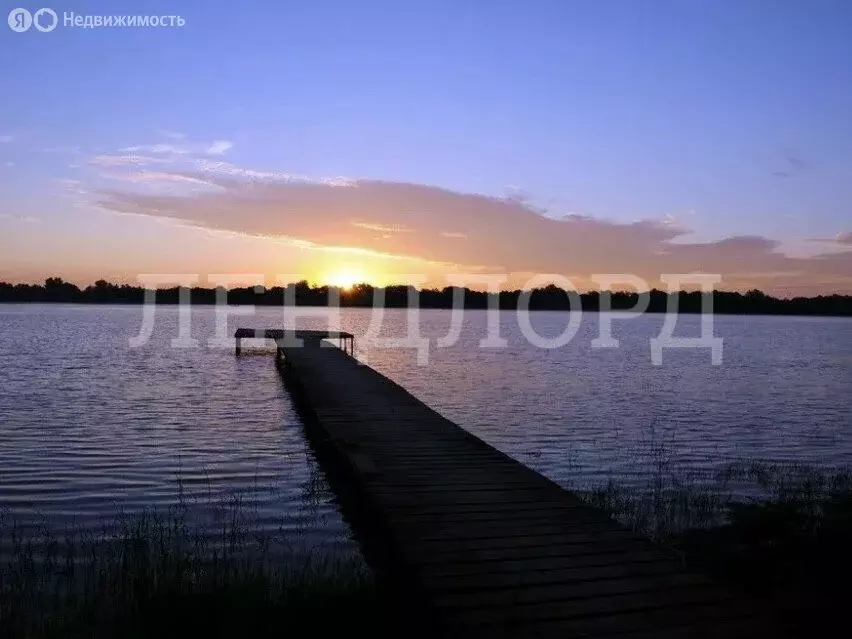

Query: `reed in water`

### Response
(0, 494, 385, 639)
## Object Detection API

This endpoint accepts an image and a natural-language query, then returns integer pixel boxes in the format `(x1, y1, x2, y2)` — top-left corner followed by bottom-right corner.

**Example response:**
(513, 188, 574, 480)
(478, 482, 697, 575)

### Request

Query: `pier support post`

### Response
(235, 337, 241, 356)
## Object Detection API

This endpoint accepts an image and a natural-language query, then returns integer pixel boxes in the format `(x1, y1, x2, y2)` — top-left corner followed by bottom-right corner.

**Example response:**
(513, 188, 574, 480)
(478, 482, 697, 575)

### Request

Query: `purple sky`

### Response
(1, 0, 851, 295)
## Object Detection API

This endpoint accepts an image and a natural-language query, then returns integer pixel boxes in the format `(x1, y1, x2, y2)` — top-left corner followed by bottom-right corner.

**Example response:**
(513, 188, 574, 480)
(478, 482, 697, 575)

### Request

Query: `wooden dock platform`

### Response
(233, 328, 354, 355)
(260, 334, 775, 637)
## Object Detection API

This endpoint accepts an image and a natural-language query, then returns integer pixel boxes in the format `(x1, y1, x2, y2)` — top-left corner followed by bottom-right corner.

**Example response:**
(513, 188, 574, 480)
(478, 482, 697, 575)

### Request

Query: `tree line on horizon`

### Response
(0, 277, 850, 316)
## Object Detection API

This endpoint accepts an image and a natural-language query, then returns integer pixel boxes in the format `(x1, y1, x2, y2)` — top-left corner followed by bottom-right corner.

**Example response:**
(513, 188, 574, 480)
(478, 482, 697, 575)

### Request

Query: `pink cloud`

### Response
(91, 169, 852, 295)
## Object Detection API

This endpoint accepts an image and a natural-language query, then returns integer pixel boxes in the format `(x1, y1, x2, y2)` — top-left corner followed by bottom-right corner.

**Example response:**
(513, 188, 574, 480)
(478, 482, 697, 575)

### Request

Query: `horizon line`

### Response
(2, 276, 852, 302)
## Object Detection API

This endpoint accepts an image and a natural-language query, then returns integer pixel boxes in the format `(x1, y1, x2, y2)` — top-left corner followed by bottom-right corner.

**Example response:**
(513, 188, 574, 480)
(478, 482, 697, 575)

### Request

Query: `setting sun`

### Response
(325, 268, 367, 290)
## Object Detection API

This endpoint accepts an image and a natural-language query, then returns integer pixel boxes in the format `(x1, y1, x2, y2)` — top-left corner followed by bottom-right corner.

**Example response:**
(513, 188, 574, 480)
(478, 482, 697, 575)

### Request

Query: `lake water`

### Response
(1, 304, 851, 548)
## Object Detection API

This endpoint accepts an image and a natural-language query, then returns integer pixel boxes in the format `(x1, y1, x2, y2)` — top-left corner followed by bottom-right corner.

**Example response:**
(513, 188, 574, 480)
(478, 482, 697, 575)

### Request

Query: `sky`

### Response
(1, 0, 851, 296)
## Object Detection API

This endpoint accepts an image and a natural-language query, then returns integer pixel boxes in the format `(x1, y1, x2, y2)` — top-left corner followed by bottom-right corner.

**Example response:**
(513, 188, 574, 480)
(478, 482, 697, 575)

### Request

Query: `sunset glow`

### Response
(324, 268, 368, 290)
(0, 3, 851, 296)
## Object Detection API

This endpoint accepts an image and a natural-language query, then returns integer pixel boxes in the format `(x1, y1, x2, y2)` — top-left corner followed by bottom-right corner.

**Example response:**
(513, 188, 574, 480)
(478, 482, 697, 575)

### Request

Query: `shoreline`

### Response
(2, 301, 852, 318)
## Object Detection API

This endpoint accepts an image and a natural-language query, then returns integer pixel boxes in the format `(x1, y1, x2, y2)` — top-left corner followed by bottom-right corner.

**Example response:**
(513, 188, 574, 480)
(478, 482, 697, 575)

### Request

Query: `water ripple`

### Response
(1, 305, 851, 543)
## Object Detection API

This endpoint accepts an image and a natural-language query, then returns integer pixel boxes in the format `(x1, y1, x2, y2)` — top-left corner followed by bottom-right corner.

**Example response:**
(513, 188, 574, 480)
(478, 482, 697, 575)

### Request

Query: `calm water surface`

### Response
(1, 305, 851, 544)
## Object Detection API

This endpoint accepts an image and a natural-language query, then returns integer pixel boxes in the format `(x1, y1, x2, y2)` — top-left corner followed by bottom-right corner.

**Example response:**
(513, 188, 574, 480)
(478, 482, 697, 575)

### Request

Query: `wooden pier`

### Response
(233, 328, 354, 356)
(238, 330, 775, 637)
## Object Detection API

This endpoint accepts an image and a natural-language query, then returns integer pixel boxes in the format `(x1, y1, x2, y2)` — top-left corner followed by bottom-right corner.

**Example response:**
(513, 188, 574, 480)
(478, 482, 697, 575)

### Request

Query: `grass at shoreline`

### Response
(579, 461, 852, 637)
(3, 461, 851, 637)
(0, 502, 385, 638)
(580, 460, 852, 540)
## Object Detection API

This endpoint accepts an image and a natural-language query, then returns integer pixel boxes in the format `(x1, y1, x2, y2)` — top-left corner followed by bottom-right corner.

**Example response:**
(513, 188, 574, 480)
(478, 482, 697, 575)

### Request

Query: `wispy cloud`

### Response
(352, 221, 412, 233)
(811, 231, 852, 245)
(117, 138, 235, 158)
(86, 138, 240, 181)
(0, 213, 40, 224)
(119, 143, 190, 155)
(90, 154, 174, 167)
(207, 140, 233, 155)
(194, 159, 353, 186)
(102, 170, 217, 187)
